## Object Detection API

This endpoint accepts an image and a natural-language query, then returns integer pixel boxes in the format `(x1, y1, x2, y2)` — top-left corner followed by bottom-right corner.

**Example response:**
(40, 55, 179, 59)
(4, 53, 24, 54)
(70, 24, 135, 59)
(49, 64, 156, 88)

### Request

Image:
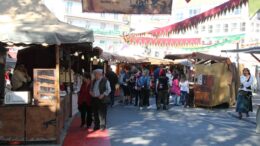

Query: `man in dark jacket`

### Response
(90, 69, 111, 131)
(106, 66, 118, 107)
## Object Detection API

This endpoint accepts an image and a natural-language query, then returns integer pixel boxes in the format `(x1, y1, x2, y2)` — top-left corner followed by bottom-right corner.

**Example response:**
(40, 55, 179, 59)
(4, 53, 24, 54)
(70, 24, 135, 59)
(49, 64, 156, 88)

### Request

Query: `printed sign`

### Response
(82, 0, 172, 14)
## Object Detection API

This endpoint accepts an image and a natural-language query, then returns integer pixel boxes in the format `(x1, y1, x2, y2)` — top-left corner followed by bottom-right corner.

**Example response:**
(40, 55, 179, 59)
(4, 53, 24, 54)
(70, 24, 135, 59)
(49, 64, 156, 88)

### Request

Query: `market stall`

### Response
(0, 0, 94, 144)
(165, 52, 237, 107)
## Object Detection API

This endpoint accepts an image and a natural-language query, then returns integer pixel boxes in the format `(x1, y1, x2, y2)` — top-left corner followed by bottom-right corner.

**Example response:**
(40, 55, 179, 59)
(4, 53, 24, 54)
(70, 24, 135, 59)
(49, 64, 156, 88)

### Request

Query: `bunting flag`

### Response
(183, 34, 245, 51)
(249, 0, 260, 17)
(124, 36, 201, 47)
(126, 0, 247, 37)
(124, 34, 245, 50)
(82, 0, 172, 14)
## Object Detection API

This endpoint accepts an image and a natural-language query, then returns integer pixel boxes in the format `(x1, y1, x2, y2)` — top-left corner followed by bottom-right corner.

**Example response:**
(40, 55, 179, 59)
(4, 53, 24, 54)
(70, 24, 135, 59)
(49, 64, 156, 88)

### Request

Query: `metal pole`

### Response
(236, 42, 240, 75)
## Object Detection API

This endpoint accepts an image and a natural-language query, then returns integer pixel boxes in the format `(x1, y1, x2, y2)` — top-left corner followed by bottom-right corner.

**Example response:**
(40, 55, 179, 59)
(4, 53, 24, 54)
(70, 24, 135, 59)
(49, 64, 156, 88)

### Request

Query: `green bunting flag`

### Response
(249, 0, 260, 17)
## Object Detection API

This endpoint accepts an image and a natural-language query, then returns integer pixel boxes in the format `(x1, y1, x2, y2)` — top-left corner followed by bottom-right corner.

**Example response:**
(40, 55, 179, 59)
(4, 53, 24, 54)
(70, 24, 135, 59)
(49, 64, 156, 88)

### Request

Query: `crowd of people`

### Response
(77, 64, 192, 130)
(117, 65, 191, 110)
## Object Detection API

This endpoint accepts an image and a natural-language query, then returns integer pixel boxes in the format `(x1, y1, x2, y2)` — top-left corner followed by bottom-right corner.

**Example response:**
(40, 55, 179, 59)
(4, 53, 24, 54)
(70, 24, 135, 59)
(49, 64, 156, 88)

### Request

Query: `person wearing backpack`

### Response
(156, 69, 169, 110)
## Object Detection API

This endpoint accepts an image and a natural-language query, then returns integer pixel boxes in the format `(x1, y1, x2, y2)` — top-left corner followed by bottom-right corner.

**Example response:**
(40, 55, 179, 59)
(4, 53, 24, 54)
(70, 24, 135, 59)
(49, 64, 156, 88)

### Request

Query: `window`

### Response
(100, 40, 105, 44)
(208, 25, 213, 33)
(234, 8, 241, 15)
(189, 9, 200, 17)
(176, 12, 184, 21)
(231, 23, 237, 32)
(215, 24, 221, 33)
(114, 14, 118, 20)
(85, 21, 90, 29)
(114, 25, 119, 31)
(194, 26, 198, 34)
(240, 22, 246, 32)
(224, 24, 229, 32)
(256, 24, 260, 32)
(201, 26, 206, 32)
(66, 1, 73, 14)
(155, 51, 159, 57)
(257, 12, 260, 20)
(100, 13, 105, 18)
(100, 23, 106, 29)
(113, 41, 119, 44)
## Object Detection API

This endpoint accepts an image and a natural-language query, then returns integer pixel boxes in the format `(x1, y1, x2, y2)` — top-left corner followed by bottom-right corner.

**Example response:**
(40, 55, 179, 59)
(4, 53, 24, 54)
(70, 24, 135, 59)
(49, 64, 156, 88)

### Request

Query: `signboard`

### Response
(82, 0, 172, 14)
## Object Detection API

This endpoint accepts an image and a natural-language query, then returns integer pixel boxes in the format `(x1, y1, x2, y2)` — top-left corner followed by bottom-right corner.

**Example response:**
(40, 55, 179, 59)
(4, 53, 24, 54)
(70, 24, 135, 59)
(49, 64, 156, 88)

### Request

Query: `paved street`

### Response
(17, 94, 260, 146)
(107, 96, 260, 146)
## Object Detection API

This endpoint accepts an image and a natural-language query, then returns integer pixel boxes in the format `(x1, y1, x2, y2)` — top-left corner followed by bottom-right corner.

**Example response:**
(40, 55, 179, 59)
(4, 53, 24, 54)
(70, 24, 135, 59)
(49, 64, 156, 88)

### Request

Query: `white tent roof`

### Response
(0, 0, 94, 45)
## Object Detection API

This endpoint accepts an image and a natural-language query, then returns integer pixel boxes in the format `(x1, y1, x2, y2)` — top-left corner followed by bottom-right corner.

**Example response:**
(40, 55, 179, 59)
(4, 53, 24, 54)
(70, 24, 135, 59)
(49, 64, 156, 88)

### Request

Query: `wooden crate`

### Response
(194, 91, 210, 106)
(25, 106, 57, 142)
(0, 106, 25, 141)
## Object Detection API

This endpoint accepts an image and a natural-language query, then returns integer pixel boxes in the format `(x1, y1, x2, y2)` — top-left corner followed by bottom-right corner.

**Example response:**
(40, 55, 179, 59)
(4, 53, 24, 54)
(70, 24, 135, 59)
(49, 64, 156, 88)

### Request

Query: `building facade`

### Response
(44, 0, 131, 53)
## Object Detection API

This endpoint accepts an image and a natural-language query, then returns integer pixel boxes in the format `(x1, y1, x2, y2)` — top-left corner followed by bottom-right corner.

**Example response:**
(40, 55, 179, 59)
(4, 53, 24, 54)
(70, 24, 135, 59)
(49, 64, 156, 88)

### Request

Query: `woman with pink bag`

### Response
(171, 74, 181, 106)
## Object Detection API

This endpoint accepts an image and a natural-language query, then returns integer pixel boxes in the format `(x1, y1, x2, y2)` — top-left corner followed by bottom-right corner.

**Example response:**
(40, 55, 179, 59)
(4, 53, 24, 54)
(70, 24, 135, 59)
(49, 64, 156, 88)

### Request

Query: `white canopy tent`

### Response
(0, 0, 94, 45)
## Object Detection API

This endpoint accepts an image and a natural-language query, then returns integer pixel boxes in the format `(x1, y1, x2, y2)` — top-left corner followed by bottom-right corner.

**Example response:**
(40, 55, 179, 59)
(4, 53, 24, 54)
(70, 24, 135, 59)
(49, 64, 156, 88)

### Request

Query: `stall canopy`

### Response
(0, 0, 94, 45)
(146, 57, 174, 65)
(221, 46, 260, 62)
(165, 52, 231, 64)
(127, 0, 247, 37)
(100, 52, 141, 64)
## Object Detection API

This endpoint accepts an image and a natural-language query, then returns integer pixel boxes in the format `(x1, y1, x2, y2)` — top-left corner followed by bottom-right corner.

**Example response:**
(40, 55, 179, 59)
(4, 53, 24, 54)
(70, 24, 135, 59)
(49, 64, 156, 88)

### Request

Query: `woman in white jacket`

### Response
(236, 68, 254, 119)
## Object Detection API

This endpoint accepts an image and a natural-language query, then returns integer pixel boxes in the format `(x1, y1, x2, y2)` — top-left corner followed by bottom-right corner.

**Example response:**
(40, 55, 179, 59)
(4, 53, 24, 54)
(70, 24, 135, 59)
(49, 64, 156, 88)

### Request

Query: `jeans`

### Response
(92, 98, 107, 129)
(181, 91, 188, 106)
(172, 94, 180, 105)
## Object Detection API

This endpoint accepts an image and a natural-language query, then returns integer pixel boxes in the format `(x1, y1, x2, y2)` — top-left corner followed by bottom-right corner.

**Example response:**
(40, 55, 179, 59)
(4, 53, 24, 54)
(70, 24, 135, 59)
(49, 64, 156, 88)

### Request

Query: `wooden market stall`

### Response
(165, 52, 237, 107)
(0, 0, 95, 144)
(100, 50, 142, 74)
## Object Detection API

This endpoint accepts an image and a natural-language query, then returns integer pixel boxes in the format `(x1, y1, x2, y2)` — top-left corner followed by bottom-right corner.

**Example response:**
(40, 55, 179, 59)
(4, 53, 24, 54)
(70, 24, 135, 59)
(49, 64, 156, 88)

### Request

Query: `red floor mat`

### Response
(63, 116, 111, 146)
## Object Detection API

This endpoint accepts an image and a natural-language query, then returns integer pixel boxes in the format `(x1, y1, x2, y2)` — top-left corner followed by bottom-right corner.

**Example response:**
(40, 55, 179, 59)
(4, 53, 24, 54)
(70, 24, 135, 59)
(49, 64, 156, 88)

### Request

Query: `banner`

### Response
(82, 0, 172, 14)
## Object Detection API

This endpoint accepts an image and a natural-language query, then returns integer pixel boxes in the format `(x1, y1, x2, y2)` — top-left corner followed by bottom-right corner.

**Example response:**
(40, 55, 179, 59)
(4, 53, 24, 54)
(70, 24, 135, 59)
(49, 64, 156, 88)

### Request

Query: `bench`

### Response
(257, 104, 260, 133)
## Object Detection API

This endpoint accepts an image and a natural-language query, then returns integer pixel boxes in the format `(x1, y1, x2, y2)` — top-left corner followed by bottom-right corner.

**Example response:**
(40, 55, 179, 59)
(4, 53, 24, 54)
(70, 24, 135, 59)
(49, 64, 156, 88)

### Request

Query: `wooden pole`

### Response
(55, 45, 60, 144)
(68, 49, 72, 117)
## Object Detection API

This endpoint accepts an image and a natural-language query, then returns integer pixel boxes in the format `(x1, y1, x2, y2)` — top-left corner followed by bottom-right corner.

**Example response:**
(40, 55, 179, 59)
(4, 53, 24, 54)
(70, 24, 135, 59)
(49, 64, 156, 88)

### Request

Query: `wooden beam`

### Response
(251, 53, 260, 63)
(55, 45, 60, 144)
